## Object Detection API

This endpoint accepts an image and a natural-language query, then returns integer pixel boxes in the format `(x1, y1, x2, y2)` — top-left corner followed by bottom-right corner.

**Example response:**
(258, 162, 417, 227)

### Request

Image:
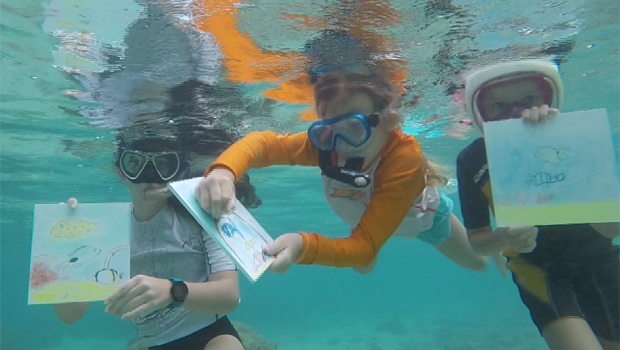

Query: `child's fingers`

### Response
(263, 237, 287, 256)
(268, 253, 293, 273)
(209, 184, 223, 219)
(60, 198, 78, 209)
(529, 106, 540, 123)
(506, 225, 534, 237)
(548, 108, 559, 118)
(514, 236, 537, 252)
(221, 183, 236, 214)
(539, 104, 550, 118)
(195, 183, 210, 212)
(491, 253, 509, 278)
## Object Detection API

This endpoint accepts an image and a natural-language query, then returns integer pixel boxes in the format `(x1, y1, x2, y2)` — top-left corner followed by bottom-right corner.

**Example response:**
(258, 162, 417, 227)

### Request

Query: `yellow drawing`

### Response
(494, 201, 620, 227)
(245, 239, 255, 249)
(29, 202, 131, 305)
(29, 245, 129, 305)
(50, 220, 98, 238)
(29, 280, 119, 304)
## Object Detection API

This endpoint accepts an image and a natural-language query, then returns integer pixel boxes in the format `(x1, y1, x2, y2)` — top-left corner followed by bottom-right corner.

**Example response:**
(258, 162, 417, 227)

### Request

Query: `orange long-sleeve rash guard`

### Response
(204, 129, 426, 267)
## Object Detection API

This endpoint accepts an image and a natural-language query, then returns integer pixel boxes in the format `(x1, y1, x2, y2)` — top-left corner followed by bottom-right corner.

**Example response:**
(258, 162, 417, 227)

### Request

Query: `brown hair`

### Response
(313, 70, 449, 188)
(313, 70, 397, 118)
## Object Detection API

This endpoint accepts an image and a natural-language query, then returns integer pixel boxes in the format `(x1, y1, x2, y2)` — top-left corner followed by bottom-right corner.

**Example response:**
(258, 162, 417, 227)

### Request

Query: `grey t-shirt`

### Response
(130, 203, 236, 347)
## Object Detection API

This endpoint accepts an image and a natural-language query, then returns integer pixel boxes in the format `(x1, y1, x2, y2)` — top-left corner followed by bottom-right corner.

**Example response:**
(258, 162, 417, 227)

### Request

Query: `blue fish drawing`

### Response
(535, 146, 571, 165)
(220, 223, 240, 238)
(526, 172, 565, 188)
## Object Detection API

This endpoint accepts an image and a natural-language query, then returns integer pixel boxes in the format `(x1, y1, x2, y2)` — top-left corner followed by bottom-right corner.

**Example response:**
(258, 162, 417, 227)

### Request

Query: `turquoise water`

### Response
(1, 0, 618, 349)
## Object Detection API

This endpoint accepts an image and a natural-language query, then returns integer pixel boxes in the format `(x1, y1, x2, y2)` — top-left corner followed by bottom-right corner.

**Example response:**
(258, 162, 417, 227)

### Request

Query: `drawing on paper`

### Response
(217, 212, 273, 275)
(483, 109, 620, 227)
(525, 172, 565, 188)
(167, 177, 275, 282)
(28, 203, 131, 305)
(535, 146, 571, 165)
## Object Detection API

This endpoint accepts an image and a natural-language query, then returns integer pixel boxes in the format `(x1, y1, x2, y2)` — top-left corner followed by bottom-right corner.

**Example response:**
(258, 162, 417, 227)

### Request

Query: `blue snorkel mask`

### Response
(308, 112, 380, 188)
(308, 112, 380, 151)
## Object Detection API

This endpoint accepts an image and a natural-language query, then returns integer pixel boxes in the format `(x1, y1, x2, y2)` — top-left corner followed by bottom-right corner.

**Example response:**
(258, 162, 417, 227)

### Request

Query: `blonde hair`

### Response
(313, 70, 449, 187)
(424, 157, 449, 187)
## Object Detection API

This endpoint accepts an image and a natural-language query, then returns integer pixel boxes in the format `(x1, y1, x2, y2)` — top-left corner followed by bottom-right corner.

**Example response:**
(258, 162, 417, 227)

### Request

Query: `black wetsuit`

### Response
(457, 137, 619, 341)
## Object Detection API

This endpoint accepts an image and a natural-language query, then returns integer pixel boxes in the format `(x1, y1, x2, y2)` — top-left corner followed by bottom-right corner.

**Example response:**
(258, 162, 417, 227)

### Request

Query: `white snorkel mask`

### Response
(464, 59, 564, 135)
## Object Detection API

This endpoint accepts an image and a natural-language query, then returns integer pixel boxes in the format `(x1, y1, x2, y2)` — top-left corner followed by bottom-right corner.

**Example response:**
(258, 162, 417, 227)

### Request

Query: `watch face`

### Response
(171, 281, 188, 301)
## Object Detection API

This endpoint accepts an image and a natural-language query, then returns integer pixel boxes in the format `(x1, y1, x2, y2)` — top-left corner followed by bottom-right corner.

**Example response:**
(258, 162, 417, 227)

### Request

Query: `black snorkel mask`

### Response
(116, 137, 191, 184)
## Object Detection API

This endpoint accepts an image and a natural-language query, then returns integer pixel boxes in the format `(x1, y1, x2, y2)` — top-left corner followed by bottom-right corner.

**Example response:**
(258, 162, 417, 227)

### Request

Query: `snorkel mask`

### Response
(308, 112, 380, 188)
(464, 59, 563, 135)
(116, 137, 190, 184)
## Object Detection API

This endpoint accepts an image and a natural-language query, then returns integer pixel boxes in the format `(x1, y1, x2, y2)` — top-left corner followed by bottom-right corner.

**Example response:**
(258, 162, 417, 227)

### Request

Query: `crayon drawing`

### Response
(484, 109, 620, 227)
(216, 204, 275, 281)
(29, 203, 131, 305)
(167, 177, 275, 282)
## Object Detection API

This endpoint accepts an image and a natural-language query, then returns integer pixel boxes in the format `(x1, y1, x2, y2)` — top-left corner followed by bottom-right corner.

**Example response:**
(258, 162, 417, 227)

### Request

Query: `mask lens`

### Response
(476, 73, 554, 122)
(153, 153, 181, 180)
(307, 113, 371, 151)
(337, 117, 368, 144)
(120, 151, 148, 179)
(119, 150, 181, 182)
(308, 124, 337, 151)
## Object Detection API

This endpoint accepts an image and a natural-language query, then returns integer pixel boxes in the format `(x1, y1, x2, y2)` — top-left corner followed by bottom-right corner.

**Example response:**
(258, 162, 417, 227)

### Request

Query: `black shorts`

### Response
(150, 316, 242, 350)
(506, 246, 619, 342)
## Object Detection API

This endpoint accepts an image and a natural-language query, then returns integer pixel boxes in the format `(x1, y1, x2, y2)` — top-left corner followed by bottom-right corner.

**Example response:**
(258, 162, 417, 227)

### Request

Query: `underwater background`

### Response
(1, 0, 618, 349)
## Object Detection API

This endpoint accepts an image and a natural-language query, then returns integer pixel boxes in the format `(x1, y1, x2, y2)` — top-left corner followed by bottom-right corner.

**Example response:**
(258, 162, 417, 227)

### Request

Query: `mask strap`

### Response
(319, 151, 371, 188)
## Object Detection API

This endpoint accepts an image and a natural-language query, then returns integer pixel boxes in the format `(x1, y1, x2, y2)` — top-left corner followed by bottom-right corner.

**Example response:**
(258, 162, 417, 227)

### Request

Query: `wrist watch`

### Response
(167, 277, 188, 308)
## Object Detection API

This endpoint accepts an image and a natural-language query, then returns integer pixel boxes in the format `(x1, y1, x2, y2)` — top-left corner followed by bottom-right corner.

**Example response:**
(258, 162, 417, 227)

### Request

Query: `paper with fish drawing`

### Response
(167, 177, 274, 283)
(29, 203, 131, 305)
(484, 108, 620, 227)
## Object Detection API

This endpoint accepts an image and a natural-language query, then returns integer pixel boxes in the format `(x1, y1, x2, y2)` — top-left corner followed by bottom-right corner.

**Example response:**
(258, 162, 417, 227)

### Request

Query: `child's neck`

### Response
(132, 199, 167, 223)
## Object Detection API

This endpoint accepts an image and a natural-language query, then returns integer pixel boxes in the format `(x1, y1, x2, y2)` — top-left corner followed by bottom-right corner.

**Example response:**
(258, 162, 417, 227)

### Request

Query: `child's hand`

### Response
(522, 105, 559, 125)
(195, 167, 236, 219)
(104, 275, 172, 321)
(58, 198, 79, 209)
(504, 226, 538, 253)
(263, 233, 304, 274)
(490, 252, 509, 278)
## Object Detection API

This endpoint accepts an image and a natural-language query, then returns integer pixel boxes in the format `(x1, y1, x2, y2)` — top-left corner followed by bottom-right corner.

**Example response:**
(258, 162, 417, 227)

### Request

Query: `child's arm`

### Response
(456, 153, 538, 254)
(181, 271, 239, 314)
(180, 232, 240, 315)
(590, 223, 620, 239)
(205, 130, 319, 180)
(465, 227, 509, 255)
(295, 144, 426, 267)
(455, 150, 502, 255)
(54, 302, 90, 325)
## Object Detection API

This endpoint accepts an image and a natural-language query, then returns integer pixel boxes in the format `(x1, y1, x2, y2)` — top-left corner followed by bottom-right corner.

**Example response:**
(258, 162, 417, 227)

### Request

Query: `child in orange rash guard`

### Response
(194, 70, 492, 274)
